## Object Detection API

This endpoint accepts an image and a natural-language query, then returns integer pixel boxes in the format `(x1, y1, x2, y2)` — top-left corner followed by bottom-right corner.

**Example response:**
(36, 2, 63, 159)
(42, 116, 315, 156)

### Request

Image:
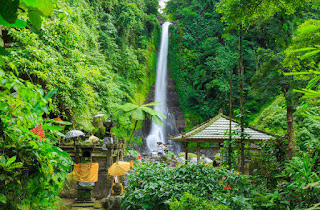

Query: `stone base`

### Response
(77, 186, 93, 201)
(100, 196, 123, 210)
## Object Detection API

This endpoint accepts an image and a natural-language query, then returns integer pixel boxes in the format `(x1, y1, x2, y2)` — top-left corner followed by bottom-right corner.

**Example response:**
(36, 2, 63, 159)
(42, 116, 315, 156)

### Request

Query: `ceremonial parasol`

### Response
(65, 130, 85, 139)
(108, 161, 132, 176)
(65, 130, 85, 147)
(94, 114, 105, 118)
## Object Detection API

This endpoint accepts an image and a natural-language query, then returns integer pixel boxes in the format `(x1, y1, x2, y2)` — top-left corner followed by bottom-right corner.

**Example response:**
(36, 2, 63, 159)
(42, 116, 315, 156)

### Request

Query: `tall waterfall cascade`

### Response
(146, 22, 179, 152)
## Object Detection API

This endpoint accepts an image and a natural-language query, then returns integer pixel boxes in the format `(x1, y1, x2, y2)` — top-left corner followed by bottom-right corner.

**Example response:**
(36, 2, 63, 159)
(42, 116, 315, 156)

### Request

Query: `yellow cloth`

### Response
(74, 163, 99, 182)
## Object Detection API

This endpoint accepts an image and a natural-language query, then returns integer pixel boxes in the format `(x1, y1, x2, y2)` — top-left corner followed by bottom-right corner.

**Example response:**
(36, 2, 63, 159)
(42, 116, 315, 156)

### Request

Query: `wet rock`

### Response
(100, 196, 123, 210)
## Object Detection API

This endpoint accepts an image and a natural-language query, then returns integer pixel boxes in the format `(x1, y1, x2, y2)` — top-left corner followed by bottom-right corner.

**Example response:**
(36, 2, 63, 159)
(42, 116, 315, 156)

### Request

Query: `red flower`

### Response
(30, 124, 45, 141)
(137, 155, 141, 160)
(223, 183, 231, 190)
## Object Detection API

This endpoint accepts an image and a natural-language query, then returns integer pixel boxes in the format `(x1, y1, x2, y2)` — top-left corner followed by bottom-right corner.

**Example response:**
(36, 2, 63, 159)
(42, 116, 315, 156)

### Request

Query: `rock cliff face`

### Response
(135, 71, 185, 154)
(145, 71, 185, 136)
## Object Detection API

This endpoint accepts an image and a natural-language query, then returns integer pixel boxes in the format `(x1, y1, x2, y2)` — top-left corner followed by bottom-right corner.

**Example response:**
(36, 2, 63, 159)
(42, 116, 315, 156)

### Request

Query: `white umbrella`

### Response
(65, 130, 85, 139)
(94, 114, 105, 118)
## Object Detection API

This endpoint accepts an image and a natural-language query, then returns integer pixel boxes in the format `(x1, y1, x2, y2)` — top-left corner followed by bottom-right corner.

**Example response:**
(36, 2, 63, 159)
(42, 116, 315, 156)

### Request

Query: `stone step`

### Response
(74, 198, 95, 203)
(72, 203, 95, 208)
(94, 202, 103, 209)
(71, 201, 105, 210)
(71, 207, 94, 210)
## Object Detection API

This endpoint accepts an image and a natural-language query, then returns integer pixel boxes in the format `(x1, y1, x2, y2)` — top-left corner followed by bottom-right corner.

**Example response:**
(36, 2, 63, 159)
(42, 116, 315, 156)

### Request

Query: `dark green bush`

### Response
(168, 192, 230, 210)
(122, 163, 252, 209)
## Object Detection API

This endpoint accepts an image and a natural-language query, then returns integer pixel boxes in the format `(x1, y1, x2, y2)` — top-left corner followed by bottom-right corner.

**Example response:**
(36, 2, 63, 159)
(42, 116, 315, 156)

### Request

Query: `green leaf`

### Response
(0, 194, 6, 204)
(20, 0, 53, 17)
(284, 70, 320, 76)
(132, 108, 145, 121)
(9, 162, 23, 169)
(297, 25, 320, 35)
(0, 156, 6, 167)
(42, 125, 65, 131)
(0, 0, 19, 23)
(121, 103, 138, 112)
(0, 47, 8, 56)
(44, 119, 72, 125)
(286, 47, 317, 53)
(301, 50, 320, 60)
(44, 88, 57, 100)
(142, 102, 161, 107)
(54, 120, 72, 125)
(0, 57, 5, 67)
(0, 15, 26, 28)
(53, 131, 66, 137)
(0, 37, 3, 47)
(5, 156, 16, 167)
(306, 76, 320, 89)
(28, 11, 42, 30)
(0, 103, 8, 111)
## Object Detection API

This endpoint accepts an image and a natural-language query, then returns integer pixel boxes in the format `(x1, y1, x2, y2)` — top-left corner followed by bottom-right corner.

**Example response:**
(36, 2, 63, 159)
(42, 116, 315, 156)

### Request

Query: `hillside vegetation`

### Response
(2, 0, 160, 135)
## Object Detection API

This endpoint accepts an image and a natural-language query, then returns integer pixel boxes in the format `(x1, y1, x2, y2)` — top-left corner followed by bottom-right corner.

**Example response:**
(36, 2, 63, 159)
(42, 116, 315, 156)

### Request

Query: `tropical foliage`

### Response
(116, 94, 166, 145)
(164, 0, 320, 209)
(0, 69, 73, 208)
(122, 163, 251, 209)
(2, 0, 160, 137)
(1, 0, 320, 208)
(0, 0, 160, 208)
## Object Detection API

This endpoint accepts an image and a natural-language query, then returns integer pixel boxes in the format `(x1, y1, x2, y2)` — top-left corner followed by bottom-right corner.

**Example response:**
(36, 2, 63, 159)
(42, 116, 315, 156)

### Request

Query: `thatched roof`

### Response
(169, 114, 274, 143)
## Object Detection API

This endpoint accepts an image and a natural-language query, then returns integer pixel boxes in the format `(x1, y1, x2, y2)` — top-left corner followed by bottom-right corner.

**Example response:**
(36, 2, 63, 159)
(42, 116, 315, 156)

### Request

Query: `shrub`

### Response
(0, 71, 72, 209)
(122, 163, 252, 209)
(168, 192, 230, 210)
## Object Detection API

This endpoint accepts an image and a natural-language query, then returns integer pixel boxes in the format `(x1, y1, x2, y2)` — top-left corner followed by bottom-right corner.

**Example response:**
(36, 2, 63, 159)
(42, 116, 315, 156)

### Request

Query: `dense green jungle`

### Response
(1, 0, 320, 209)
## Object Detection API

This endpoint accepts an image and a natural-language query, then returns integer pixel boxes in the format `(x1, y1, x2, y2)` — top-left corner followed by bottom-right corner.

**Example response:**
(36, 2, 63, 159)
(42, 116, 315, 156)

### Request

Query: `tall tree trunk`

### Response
(239, 24, 245, 173)
(228, 67, 233, 166)
(286, 103, 294, 159)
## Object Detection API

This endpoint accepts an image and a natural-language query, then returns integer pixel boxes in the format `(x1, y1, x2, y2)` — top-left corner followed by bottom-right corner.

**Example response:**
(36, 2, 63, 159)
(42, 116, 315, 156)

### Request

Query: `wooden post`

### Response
(228, 65, 233, 166)
(197, 142, 200, 163)
(185, 141, 188, 165)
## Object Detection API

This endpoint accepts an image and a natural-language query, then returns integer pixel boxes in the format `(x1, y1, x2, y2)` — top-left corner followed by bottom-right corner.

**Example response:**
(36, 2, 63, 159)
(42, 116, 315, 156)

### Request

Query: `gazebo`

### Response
(169, 113, 274, 163)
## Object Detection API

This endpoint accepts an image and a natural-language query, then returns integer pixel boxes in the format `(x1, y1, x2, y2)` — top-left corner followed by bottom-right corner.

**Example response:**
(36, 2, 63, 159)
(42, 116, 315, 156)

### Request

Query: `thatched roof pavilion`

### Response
(169, 113, 274, 163)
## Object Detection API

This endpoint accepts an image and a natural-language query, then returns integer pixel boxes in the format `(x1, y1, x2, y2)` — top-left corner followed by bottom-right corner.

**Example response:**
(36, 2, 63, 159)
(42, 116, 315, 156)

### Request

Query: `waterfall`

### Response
(146, 22, 171, 152)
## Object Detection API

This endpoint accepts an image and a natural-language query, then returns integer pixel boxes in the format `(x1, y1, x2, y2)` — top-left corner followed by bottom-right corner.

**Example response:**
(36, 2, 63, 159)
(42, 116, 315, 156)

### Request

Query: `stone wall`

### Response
(60, 141, 125, 199)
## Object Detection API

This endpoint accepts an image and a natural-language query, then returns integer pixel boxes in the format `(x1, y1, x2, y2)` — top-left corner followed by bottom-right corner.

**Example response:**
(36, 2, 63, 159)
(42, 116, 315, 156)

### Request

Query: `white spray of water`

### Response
(146, 22, 171, 152)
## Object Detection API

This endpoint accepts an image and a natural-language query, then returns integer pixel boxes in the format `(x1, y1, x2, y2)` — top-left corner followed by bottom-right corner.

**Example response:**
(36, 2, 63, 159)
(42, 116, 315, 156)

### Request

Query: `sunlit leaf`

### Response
(120, 103, 138, 112)
(306, 76, 320, 89)
(44, 88, 57, 100)
(5, 156, 16, 167)
(297, 24, 320, 34)
(132, 108, 145, 121)
(20, 0, 53, 17)
(286, 47, 317, 53)
(0, 15, 26, 28)
(0, 57, 4, 66)
(0, 194, 6, 204)
(301, 50, 320, 60)
(28, 11, 42, 30)
(42, 125, 65, 131)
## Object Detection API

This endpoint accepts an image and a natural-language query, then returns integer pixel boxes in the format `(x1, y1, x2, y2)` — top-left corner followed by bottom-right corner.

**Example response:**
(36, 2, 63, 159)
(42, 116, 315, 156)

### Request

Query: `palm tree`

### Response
(116, 94, 166, 146)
